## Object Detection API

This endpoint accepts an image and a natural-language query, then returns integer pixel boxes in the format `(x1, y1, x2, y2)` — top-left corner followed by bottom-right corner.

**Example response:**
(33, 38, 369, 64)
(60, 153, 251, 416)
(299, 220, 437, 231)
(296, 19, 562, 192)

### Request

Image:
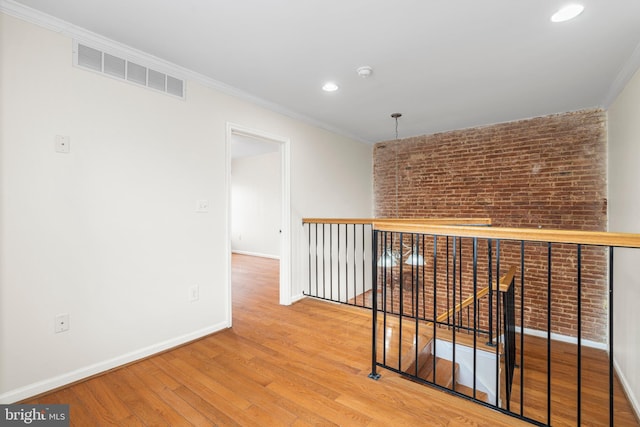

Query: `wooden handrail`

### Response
(436, 286, 490, 323)
(433, 266, 516, 324)
(496, 266, 517, 293)
(372, 222, 640, 249)
(303, 218, 492, 226)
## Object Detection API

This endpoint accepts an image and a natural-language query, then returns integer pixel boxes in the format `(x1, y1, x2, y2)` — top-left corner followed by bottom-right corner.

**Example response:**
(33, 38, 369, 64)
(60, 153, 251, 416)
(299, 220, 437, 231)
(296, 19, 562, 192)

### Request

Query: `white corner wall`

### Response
(0, 12, 372, 402)
(231, 152, 281, 258)
(608, 66, 640, 416)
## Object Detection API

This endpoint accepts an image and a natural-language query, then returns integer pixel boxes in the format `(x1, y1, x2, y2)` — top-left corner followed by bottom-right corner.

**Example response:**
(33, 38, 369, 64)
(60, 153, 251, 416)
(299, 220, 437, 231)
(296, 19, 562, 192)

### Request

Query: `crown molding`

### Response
(0, 0, 370, 144)
(603, 37, 640, 108)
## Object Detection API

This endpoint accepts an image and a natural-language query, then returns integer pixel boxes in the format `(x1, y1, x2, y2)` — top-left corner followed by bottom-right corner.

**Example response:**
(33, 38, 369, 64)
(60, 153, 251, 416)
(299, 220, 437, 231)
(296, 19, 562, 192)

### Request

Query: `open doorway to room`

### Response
(226, 123, 291, 326)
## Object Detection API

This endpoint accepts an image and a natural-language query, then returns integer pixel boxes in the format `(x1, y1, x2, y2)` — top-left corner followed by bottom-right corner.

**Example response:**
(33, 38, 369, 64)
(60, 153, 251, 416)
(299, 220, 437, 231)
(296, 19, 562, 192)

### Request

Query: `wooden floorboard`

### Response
(24, 254, 637, 425)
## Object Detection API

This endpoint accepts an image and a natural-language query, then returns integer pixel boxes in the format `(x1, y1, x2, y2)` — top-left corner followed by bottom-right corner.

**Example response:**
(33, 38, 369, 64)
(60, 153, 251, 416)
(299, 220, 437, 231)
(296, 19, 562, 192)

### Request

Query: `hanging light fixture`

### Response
(404, 246, 426, 266)
(377, 250, 399, 268)
(377, 113, 405, 268)
(390, 113, 403, 218)
(391, 113, 402, 140)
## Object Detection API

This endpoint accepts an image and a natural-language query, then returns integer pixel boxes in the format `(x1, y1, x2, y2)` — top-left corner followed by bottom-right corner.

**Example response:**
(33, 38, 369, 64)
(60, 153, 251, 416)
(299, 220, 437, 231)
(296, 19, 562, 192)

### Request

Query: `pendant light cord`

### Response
(391, 113, 402, 140)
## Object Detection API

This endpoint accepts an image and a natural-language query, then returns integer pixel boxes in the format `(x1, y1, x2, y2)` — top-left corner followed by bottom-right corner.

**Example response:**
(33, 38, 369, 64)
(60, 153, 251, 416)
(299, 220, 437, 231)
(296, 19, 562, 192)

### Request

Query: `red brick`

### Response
(373, 109, 607, 342)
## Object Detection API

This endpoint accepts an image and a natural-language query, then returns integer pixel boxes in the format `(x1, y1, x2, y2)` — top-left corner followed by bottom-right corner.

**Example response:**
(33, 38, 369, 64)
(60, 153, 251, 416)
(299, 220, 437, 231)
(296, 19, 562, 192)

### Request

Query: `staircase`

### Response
(400, 331, 493, 404)
(375, 266, 517, 407)
(376, 314, 496, 404)
(403, 338, 459, 388)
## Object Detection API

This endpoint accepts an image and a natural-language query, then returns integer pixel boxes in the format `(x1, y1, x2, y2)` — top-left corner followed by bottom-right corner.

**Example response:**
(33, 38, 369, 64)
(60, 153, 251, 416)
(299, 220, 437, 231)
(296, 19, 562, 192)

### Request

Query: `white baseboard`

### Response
(614, 359, 640, 421)
(291, 293, 306, 303)
(231, 250, 280, 260)
(515, 326, 607, 350)
(0, 321, 229, 404)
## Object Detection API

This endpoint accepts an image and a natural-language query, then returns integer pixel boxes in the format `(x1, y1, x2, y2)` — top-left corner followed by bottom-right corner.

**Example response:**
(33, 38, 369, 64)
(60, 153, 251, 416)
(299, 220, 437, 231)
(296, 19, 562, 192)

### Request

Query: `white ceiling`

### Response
(7, 0, 640, 143)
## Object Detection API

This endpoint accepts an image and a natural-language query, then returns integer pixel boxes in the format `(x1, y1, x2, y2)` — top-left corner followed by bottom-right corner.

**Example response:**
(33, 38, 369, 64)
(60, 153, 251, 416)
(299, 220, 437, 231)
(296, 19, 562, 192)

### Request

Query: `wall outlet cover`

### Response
(55, 135, 70, 153)
(55, 313, 70, 333)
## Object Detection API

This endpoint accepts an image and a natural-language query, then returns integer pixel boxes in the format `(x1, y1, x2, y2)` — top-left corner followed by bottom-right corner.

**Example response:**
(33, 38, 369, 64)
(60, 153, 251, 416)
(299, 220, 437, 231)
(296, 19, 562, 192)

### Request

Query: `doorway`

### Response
(226, 123, 291, 326)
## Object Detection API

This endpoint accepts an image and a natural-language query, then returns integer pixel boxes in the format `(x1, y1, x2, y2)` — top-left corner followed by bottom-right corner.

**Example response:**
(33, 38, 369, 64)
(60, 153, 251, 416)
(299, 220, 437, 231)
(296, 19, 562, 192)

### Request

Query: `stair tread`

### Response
(404, 353, 459, 389)
(455, 384, 490, 403)
(376, 315, 433, 370)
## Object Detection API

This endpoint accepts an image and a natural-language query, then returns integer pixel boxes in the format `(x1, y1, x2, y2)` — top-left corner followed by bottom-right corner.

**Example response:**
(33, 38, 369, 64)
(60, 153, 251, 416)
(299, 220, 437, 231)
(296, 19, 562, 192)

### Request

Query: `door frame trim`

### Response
(225, 122, 292, 326)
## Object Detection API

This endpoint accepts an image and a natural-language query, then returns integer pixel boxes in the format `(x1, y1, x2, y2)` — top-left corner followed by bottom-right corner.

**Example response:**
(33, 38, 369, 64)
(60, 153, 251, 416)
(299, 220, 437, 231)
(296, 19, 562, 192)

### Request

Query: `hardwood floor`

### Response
(25, 254, 636, 426)
(509, 334, 638, 426)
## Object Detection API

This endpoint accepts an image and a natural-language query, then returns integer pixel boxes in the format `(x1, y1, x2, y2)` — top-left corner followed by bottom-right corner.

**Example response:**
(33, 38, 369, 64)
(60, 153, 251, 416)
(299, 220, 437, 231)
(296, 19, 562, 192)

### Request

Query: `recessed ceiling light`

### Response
(551, 4, 584, 22)
(322, 82, 339, 92)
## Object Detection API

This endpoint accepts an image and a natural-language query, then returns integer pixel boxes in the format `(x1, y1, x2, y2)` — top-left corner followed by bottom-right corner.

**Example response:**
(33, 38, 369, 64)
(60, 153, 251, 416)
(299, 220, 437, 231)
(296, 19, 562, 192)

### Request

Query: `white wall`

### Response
(231, 151, 281, 258)
(608, 66, 640, 416)
(0, 12, 372, 402)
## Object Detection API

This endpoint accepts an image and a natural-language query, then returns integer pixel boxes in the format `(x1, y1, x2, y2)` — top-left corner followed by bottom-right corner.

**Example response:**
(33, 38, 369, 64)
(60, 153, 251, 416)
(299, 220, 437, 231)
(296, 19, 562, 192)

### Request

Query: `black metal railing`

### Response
(370, 230, 505, 409)
(303, 220, 373, 308)
(303, 219, 640, 425)
(366, 223, 640, 426)
(302, 218, 492, 310)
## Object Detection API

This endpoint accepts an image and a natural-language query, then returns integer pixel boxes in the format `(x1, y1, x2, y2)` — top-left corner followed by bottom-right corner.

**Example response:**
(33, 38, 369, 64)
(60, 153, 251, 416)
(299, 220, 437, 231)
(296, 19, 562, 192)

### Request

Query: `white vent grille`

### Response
(167, 76, 184, 97)
(148, 69, 166, 91)
(126, 61, 147, 85)
(104, 53, 125, 79)
(78, 44, 102, 71)
(74, 42, 185, 99)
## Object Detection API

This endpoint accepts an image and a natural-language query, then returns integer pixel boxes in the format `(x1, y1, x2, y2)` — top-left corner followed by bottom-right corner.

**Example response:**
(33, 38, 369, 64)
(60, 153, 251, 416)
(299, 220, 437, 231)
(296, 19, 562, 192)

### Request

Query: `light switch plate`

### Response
(189, 285, 199, 302)
(196, 199, 209, 213)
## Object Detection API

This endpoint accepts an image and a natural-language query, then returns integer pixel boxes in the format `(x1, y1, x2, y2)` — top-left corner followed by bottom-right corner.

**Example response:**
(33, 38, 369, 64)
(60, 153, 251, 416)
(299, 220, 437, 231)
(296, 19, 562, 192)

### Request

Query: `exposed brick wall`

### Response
(373, 109, 608, 342)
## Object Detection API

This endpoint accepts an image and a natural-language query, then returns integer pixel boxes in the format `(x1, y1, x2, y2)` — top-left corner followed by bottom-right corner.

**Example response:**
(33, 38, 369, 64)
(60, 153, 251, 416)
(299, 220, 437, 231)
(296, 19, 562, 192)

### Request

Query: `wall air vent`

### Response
(74, 42, 185, 99)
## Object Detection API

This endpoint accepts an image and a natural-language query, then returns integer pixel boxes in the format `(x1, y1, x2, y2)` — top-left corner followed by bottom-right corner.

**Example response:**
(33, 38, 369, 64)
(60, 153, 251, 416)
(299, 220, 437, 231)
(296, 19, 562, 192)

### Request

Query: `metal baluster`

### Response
(609, 247, 614, 426)
(329, 224, 333, 302)
(399, 232, 404, 371)
(345, 223, 349, 304)
(369, 229, 381, 380)
(433, 235, 438, 384)
(390, 232, 395, 314)
(447, 236, 450, 329)
(452, 236, 457, 391)
(307, 223, 311, 296)
(383, 231, 388, 366)
(353, 224, 357, 306)
(459, 237, 463, 329)
(422, 234, 426, 320)
(520, 240, 525, 417)
(487, 239, 493, 345)
(337, 224, 341, 303)
(411, 233, 415, 318)
(577, 244, 582, 425)
(473, 237, 478, 400)
(322, 223, 325, 299)
(315, 223, 319, 297)
(547, 242, 552, 425)
(495, 240, 501, 406)
(414, 233, 420, 377)
(362, 223, 366, 308)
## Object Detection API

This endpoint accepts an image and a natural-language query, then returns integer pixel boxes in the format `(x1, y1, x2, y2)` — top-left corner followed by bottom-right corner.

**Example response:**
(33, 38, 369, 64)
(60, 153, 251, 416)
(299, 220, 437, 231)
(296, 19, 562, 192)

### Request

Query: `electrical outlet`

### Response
(55, 313, 70, 333)
(189, 285, 199, 302)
